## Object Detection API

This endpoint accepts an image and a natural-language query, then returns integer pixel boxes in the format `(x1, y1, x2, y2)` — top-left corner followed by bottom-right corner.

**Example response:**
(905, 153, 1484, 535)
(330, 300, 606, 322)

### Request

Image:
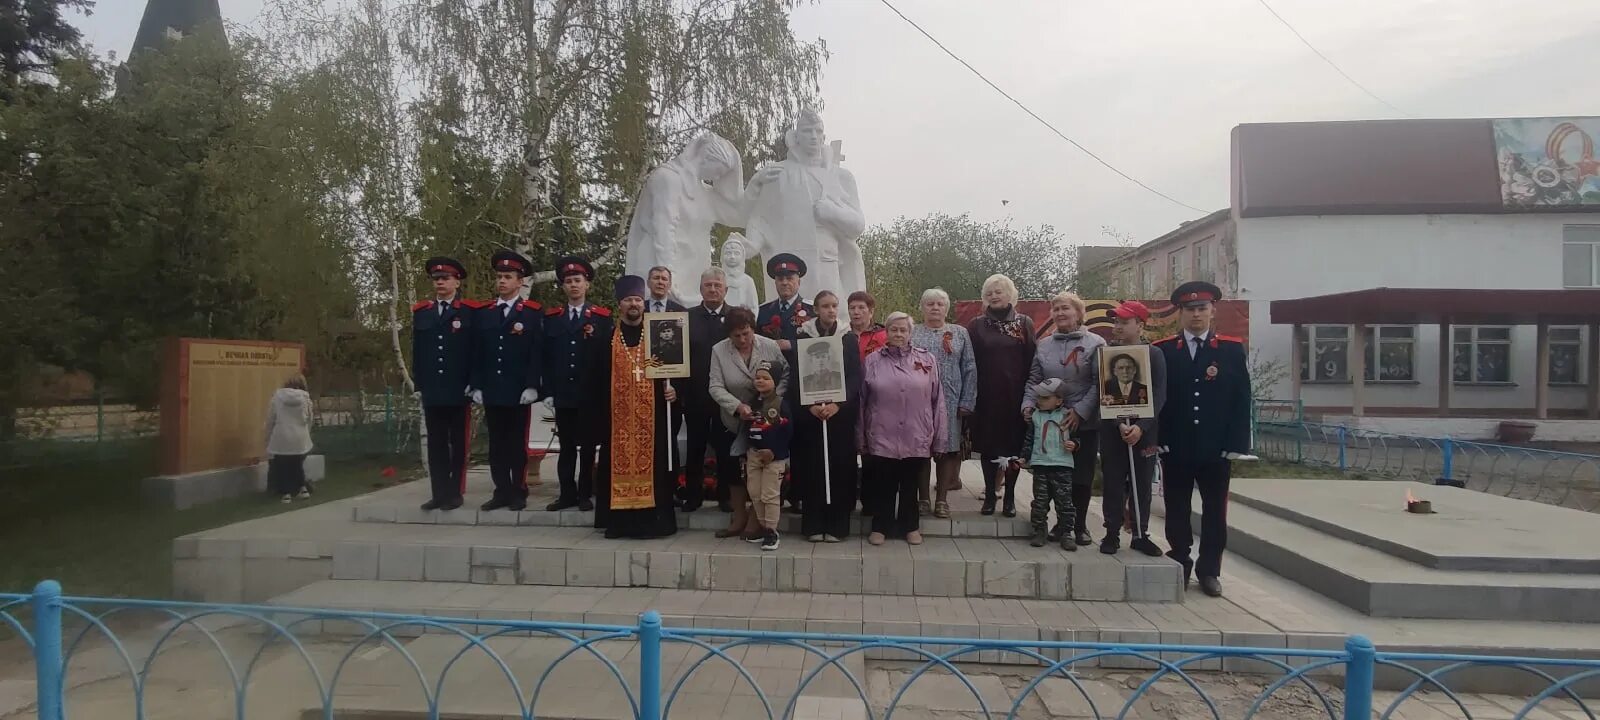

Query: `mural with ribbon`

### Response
(1494, 117, 1600, 207)
(954, 299, 1250, 346)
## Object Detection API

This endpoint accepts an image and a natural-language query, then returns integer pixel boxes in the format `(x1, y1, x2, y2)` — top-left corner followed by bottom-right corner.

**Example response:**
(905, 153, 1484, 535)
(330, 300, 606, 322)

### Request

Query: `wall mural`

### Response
(1494, 117, 1600, 207)
(954, 299, 1250, 346)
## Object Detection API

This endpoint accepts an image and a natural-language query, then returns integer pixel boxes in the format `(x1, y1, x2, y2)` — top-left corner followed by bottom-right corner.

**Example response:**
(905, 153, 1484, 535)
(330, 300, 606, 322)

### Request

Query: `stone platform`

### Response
(350, 472, 1035, 538)
(1220, 478, 1600, 623)
(173, 461, 1183, 606)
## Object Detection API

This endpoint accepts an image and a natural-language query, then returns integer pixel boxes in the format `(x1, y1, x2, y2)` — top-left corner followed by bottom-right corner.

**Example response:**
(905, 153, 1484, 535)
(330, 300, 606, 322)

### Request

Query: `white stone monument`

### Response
(720, 233, 760, 311)
(624, 132, 744, 306)
(741, 109, 866, 301)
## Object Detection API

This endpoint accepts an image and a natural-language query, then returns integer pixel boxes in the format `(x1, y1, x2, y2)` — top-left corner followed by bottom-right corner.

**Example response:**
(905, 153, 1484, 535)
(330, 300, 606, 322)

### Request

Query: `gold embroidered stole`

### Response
(609, 326, 656, 510)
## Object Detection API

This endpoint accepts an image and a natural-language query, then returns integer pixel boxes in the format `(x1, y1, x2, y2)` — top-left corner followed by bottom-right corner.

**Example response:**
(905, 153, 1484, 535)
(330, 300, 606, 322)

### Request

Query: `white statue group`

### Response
(623, 108, 866, 307)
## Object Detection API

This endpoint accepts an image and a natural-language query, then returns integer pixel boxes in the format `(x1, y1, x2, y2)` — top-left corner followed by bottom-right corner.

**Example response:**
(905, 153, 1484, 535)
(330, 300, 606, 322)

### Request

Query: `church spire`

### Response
(132, 0, 226, 54)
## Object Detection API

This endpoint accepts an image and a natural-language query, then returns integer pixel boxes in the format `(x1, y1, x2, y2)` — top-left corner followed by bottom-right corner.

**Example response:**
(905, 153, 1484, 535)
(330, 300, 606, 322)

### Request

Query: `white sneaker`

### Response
(280, 494, 293, 504)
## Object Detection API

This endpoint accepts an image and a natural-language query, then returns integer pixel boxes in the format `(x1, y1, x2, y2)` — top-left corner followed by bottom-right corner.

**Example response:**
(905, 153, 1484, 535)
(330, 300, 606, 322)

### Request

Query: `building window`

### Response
(1297, 325, 1415, 382)
(1453, 326, 1512, 383)
(1193, 241, 1213, 282)
(1564, 225, 1600, 288)
(1167, 248, 1188, 287)
(1550, 326, 1584, 385)
(1139, 260, 1156, 298)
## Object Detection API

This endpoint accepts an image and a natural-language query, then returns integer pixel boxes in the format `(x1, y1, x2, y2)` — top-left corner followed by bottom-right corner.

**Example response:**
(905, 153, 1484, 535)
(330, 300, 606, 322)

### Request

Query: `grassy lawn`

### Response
(0, 443, 409, 599)
(1233, 458, 1353, 479)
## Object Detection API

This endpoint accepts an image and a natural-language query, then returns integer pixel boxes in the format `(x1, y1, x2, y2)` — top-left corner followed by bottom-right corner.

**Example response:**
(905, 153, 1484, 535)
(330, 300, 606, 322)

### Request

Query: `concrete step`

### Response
(299, 525, 1182, 602)
(351, 502, 1035, 538)
(266, 580, 1301, 672)
(1220, 502, 1600, 623)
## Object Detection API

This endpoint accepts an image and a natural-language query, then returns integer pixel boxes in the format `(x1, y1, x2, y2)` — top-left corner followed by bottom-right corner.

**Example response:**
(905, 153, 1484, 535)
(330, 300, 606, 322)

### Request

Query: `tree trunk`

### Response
(388, 237, 426, 468)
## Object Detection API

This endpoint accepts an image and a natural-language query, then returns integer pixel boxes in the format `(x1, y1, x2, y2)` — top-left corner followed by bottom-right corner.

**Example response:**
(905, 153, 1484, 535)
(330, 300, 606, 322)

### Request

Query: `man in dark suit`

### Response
(411, 256, 482, 511)
(541, 256, 612, 512)
(470, 250, 543, 512)
(1154, 281, 1252, 598)
(645, 266, 687, 314)
(682, 267, 739, 512)
(1101, 353, 1149, 406)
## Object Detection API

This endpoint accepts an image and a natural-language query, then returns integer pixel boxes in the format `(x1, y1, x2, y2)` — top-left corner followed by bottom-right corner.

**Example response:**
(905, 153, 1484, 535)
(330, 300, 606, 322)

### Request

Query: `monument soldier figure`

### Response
(1154, 281, 1252, 598)
(541, 256, 612, 512)
(411, 257, 482, 511)
(471, 250, 544, 512)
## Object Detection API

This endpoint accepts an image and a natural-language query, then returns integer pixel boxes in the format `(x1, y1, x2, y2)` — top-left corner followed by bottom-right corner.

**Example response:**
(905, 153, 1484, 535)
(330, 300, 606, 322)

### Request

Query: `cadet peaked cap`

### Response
(766, 253, 807, 278)
(1171, 281, 1222, 308)
(425, 256, 466, 279)
(555, 255, 595, 281)
(491, 249, 532, 277)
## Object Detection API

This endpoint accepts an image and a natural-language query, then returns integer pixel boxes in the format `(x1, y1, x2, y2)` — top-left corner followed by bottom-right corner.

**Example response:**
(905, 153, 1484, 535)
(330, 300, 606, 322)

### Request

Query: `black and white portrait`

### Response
(797, 335, 847, 405)
(645, 312, 690, 379)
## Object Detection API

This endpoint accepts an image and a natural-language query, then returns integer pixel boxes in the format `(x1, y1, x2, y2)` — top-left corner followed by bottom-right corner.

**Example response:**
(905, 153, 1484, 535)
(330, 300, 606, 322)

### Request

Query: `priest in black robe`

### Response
(594, 275, 682, 539)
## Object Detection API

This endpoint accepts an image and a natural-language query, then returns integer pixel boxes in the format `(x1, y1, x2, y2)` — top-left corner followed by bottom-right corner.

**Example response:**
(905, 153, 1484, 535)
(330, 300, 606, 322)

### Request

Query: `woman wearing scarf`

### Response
(859, 312, 946, 545)
(965, 274, 1037, 517)
(1022, 291, 1106, 546)
(911, 288, 976, 519)
(793, 290, 863, 541)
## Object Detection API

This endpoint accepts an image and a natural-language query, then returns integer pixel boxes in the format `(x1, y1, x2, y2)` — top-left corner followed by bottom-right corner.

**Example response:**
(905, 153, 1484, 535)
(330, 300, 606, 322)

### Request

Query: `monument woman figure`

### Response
(624, 132, 744, 306)
(742, 109, 866, 300)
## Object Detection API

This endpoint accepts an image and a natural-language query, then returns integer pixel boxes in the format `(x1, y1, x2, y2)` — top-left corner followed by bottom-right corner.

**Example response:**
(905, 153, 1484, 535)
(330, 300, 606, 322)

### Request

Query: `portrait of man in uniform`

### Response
(1098, 345, 1155, 418)
(797, 335, 847, 405)
(645, 312, 690, 379)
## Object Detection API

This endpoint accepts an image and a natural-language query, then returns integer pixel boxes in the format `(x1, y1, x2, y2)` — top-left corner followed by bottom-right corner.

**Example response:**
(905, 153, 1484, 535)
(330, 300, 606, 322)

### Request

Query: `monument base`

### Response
(145, 455, 326, 509)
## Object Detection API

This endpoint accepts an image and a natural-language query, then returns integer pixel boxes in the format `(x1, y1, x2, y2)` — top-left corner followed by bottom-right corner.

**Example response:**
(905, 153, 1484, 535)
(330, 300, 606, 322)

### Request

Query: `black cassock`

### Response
(594, 322, 682, 539)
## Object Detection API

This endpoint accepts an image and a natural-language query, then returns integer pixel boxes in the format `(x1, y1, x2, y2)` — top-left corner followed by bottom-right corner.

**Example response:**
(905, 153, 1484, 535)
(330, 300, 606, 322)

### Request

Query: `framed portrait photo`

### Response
(1099, 344, 1156, 419)
(796, 335, 848, 405)
(644, 312, 690, 379)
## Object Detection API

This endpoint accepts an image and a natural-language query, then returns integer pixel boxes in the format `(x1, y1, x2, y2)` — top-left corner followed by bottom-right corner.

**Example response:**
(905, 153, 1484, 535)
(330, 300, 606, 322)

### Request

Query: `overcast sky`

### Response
(79, 0, 1599, 247)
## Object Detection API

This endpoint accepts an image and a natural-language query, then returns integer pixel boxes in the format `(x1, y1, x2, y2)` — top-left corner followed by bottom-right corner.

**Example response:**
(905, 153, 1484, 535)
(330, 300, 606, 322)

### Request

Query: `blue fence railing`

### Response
(3, 581, 1599, 719)
(1254, 415, 1600, 513)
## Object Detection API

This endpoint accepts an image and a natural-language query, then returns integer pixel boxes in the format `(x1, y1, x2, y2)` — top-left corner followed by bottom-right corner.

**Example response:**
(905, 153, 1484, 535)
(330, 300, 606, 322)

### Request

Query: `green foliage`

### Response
(860, 213, 1075, 314)
(0, 0, 92, 95)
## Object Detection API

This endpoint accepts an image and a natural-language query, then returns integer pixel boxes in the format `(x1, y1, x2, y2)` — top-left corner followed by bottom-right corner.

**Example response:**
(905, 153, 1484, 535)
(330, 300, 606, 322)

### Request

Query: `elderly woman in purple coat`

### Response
(858, 312, 946, 546)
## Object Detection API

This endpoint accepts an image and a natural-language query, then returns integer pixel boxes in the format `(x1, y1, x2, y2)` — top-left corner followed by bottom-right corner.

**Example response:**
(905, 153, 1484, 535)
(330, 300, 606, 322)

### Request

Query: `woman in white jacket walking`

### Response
(265, 375, 315, 502)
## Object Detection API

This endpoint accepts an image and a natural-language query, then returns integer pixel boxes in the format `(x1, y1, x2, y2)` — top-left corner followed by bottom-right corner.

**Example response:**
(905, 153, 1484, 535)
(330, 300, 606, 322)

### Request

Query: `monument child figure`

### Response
(720, 234, 761, 311)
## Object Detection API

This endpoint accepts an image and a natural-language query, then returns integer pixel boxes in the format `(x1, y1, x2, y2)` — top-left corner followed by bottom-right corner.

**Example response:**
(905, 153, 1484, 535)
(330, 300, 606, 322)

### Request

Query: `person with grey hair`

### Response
(966, 273, 1036, 517)
(911, 287, 975, 519)
(681, 262, 737, 513)
(858, 312, 945, 546)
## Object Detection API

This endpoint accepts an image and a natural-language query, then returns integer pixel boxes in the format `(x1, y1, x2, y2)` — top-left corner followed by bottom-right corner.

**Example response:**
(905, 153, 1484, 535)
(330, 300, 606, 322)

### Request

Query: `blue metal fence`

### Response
(1252, 402, 1600, 513)
(3, 581, 1598, 719)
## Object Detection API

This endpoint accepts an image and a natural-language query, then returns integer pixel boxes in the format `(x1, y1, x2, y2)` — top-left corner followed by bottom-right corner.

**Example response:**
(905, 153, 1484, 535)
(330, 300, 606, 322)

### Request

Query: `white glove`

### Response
(1222, 452, 1257, 461)
(1158, 446, 1170, 454)
(470, 390, 483, 404)
(412, 391, 422, 400)
(543, 397, 555, 410)
(519, 389, 538, 405)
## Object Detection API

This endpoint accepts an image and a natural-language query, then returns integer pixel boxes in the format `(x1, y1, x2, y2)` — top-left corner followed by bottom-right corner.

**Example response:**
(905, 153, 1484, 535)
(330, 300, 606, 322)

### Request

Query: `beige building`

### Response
(1076, 208, 1236, 299)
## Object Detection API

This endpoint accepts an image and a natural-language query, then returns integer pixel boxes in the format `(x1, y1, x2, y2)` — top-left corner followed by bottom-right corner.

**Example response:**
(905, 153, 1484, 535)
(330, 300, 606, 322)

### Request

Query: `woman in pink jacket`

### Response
(858, 312, 947, 546)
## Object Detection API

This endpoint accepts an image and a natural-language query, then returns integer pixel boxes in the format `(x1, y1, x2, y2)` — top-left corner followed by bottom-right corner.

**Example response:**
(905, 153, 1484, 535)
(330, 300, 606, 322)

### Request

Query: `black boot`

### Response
(981, 470, 997, 516)
(1002, 471, 1018, 517)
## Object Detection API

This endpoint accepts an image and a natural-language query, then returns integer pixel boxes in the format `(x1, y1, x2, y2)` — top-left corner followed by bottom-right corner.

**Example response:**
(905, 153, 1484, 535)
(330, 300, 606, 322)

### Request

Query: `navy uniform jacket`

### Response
(541, 303, 614, 409)
(472, 298, 544, 406)
(755, 297, 812, 348)
(1154, 332, 1252, 465)
(412, 298, 483, 407)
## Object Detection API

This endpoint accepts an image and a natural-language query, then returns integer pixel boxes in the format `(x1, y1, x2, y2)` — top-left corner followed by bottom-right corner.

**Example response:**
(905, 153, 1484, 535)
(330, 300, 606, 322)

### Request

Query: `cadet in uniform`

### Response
(412, 257, 482, 511)
(541, 256, 612, 511)
(471, 250, 544, 512)
(755, 253, 812, 513)
(1153, 281, 1252, 598)
(755, 253, 812, 353)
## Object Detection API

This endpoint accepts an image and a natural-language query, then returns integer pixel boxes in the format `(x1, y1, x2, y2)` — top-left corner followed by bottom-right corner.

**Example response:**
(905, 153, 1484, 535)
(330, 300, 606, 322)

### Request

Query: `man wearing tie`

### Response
(411, 257, 482, 511)
(646, 266, 687, 314)
(683, 267, 739, 512)
(471, 250, 543, 512)
(1153, 281, 1252, 598)
(541, 256, 612, 512)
